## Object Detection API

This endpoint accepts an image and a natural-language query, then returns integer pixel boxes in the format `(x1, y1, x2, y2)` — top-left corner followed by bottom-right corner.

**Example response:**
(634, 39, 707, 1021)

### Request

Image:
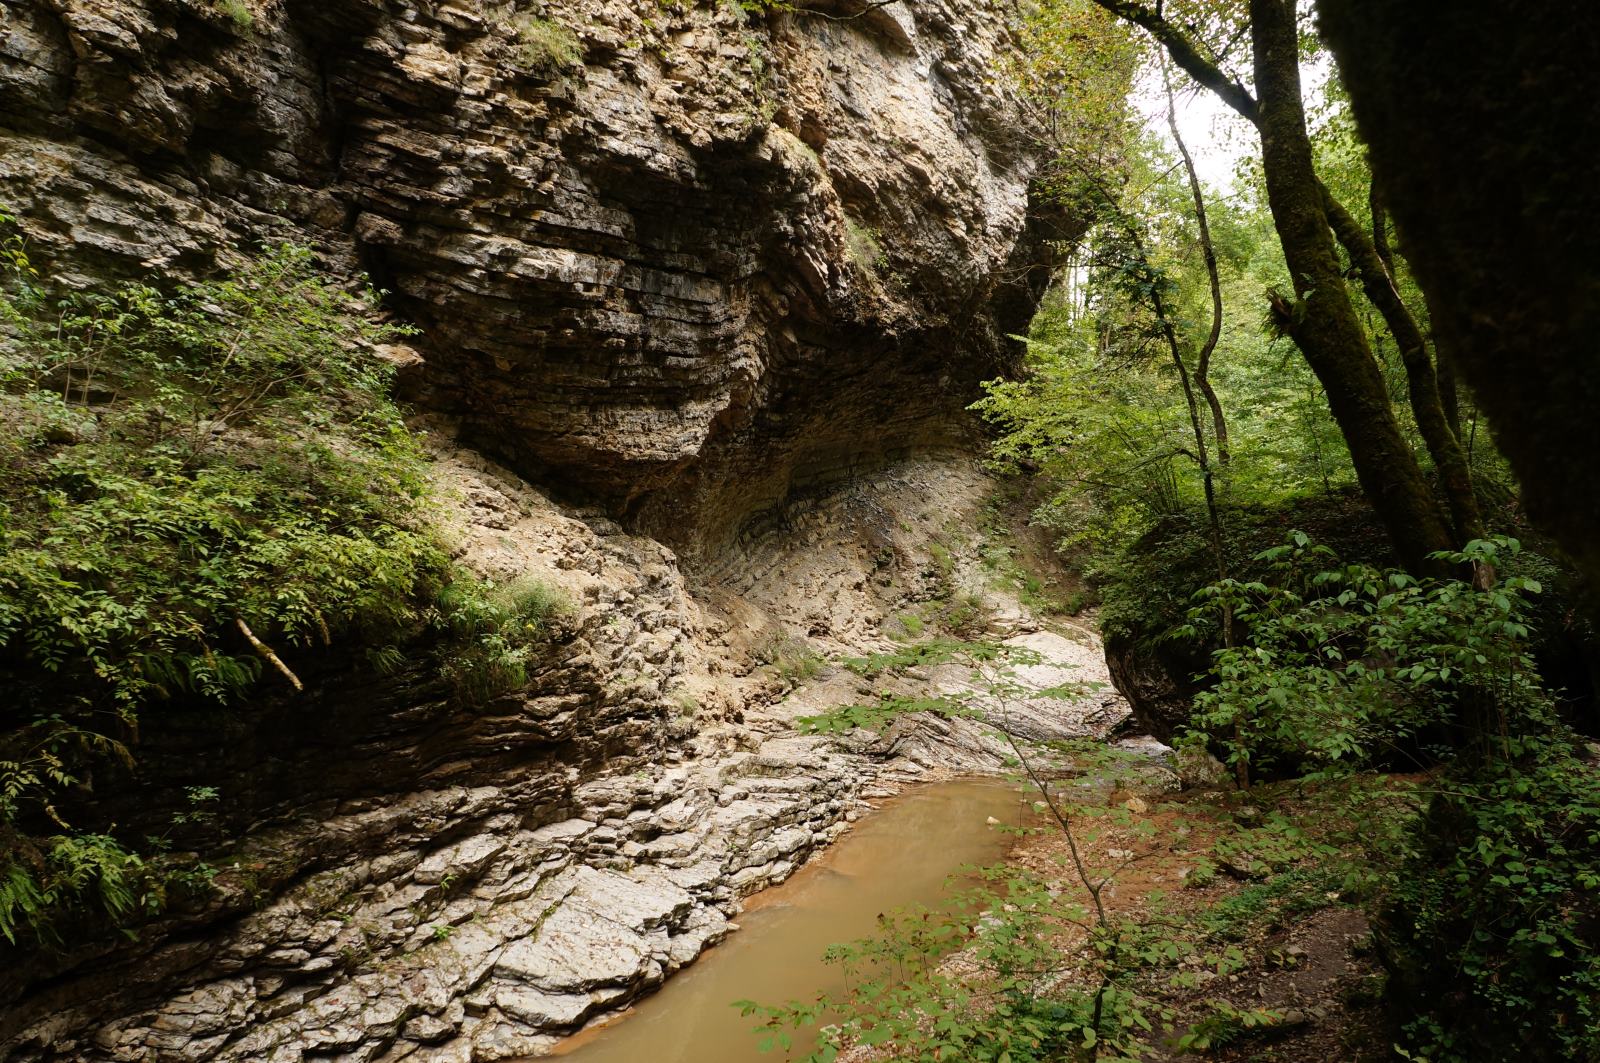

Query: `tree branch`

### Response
(1321, 181, 1486, 547)
(1163, 57, 1231, 465)
(789, 0, 901, 22)
(236, 617, 304, 692)
(1089, 0, 1259, 123)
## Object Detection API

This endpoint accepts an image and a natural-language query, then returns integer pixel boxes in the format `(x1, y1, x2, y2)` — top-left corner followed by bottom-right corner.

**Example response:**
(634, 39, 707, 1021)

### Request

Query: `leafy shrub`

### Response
(214, 0, 254, 30)
(1174, 999, 1285, 1054)
(1183, 534, 1545, 776)
(0, 237, 440, 721)
(839, 637, 996, 679)
(1181, 531, 1600, 1060)
(0, 219, 562, 943)
(434, 575, 570, 705)
(0, 833, 148, 945)
(1384, 743, 1600, 1063)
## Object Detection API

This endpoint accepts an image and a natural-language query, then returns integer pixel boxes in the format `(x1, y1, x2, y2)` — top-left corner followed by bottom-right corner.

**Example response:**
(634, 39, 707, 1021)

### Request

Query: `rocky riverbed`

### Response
(20, 648, 1133, 1063)
(3, 445, 1143, 1063)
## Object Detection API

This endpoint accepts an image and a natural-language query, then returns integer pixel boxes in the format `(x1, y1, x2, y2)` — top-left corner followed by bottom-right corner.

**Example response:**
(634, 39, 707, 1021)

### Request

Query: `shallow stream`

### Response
(550, 776, 1031, 1063)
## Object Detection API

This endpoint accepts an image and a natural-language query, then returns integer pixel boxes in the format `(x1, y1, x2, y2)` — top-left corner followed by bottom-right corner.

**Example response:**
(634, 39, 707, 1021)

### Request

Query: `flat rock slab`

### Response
(495, 866, 692, 993)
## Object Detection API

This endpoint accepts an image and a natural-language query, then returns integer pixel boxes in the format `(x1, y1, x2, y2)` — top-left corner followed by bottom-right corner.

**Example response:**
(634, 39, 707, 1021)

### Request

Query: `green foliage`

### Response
(1174, 999, 1285, 1054)
(1384, 744, 1600, 1063)
(0, 833, 149, 945)
(1179, 531, 1600, 1060)
(738, 867, 1157, 1063)
(1195, 864, 1342, 941)
(839, 637, 999, 679)
(890, 611, 926, 639)
(0, 220, 561, 944)
(795, 642, 1086, 736)
(1183, 535, 1545, 774)
(843, 218, 885, 274)
(1009, 0, 1141, 181)
(756, 634, 826, 685)
(795, 693, 970, 736)
(509, 15, 582, 76)
(0, 238, 439, 722)
(214, 0, 254, 30)
(724, 0, 791, 15)
(972, 166, 1353, 587)
(434, 575, 570, 706)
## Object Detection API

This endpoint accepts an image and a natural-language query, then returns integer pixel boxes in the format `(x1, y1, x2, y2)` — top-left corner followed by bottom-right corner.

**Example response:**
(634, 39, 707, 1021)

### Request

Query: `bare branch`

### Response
(236, 617, 304, 692)
(789, 0, 901, 22)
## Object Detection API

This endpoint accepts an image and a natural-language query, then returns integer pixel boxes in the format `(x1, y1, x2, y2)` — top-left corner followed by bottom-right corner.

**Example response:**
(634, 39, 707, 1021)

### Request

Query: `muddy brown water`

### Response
(550, 776, 1032, 1063)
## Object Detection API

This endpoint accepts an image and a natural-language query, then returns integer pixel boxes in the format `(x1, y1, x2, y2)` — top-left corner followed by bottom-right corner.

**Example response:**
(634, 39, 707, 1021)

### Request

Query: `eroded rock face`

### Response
(0, 444, 1137, 1063)
(0, 0, 1080, 1057)
(1103, 627, 1211, 743)
(0, 0, 1065, 555)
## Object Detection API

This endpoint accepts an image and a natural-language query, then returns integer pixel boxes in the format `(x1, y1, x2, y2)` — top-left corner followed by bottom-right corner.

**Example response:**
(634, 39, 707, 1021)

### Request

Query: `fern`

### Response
(0, 864, 46, 945)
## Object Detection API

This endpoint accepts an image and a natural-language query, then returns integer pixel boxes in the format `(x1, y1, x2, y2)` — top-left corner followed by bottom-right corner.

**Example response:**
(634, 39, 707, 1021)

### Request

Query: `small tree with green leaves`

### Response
(749, 642, 1166, 1061)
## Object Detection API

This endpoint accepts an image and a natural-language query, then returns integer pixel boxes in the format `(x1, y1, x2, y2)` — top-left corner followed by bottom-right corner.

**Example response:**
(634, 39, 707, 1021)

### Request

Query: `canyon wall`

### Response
(2, 0, 1065, 553)
(0, 0, 1087, 1058)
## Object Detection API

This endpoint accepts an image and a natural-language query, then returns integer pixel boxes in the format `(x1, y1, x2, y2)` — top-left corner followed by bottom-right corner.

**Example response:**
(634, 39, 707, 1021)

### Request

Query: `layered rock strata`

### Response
(0, 0, 1066, 554)
(0, 0, 1084, 1056)
(3, 451, 1130, 1063)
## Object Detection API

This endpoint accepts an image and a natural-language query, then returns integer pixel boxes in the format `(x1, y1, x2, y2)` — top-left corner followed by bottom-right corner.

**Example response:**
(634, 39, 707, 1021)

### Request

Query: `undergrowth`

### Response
(749, 539, 1599, 1063)
(508, 14, 582, 76)
(0, 214, 562, 945)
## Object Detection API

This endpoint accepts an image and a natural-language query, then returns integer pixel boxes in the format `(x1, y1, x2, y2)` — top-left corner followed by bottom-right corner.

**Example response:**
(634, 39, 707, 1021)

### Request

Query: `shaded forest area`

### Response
(962, 2, 1600, 1059)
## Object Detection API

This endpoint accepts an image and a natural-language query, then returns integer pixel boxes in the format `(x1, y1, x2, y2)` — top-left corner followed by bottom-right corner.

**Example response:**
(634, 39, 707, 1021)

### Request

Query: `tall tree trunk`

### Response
(1089, 0, 1457, 574)
(1435, 352, 1462, 441)
(1163, 61, 1231, 466)
(1373, 182, 1463, 439)
(1369, 182, 1395, 275)
(1321, 186, 1485, 544)
(1248, 0, 1455, 573)
(1317, 0, 1600, 589)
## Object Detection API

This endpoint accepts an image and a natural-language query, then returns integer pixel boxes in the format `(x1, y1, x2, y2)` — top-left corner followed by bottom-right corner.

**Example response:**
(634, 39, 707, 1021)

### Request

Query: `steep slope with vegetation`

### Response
(4, 1, 1599, 1062)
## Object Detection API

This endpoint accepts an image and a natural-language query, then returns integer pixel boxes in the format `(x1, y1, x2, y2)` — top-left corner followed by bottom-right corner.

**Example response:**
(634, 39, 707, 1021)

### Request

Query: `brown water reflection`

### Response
(550, 777, 1031, 1063)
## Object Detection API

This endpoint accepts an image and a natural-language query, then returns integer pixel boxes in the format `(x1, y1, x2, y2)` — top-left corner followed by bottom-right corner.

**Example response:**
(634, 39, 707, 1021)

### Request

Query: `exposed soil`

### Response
(1009, 777, 1397, 1062)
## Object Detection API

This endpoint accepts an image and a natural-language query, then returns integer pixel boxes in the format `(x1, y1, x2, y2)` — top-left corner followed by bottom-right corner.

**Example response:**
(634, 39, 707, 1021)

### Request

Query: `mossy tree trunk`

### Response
(1321, 186, 1486, 547)
(1317, 0, 1600, 588)
(1369, 184, 1464, 439)
(1247, 0, 1455, 574)
(1090, 0, 1458, 575)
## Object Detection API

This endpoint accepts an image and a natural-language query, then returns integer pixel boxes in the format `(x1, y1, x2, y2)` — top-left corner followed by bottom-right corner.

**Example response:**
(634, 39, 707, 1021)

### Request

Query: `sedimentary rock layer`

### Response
(0, 0, 1074, 1056)
(1, 0, 1066, 553)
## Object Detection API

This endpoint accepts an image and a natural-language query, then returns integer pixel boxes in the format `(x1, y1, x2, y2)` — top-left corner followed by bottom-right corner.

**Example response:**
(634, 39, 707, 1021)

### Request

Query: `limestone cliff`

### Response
(0, 0, 1090, 1059)
(2, 0, 1063, 553)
